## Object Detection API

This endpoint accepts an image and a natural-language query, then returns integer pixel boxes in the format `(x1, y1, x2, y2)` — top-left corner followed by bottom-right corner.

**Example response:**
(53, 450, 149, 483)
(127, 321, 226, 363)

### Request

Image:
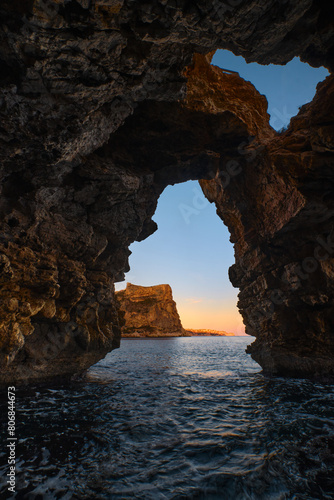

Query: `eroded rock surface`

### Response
(116, 283, 184, 337)
(200, 71, 334, 378)
(0, 1, 333, 385)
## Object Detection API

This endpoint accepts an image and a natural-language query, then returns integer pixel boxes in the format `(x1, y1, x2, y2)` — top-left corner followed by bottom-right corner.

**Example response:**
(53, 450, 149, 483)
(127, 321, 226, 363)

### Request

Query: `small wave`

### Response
(1, 337, 333, 499)
(180, 370, 233, 378)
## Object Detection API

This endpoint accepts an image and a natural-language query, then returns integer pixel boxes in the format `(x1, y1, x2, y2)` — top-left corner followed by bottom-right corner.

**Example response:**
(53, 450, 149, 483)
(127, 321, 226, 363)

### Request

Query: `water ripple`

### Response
(1, 337, 334, 499)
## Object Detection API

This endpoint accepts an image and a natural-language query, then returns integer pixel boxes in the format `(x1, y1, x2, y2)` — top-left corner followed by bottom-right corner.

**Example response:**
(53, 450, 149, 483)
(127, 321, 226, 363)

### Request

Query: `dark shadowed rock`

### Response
(0, 1, 333, 385)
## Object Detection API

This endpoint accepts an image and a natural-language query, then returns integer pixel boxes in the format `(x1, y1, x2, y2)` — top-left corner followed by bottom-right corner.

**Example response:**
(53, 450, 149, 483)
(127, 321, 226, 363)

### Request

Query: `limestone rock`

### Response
(0, 1, 333, 385)
(200, 72, 334, 379)
(116, 283, 184, 337)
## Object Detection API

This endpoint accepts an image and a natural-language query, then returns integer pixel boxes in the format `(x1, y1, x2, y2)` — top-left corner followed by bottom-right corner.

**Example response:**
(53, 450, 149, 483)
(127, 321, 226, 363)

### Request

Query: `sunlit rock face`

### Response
(0, 1, 333, 385)
(201, 73, 334, 379)
(116, 283, 184, 337)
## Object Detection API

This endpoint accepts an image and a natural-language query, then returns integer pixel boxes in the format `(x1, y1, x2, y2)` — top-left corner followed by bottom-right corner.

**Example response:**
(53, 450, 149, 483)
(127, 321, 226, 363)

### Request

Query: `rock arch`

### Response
(0, 1, 333, 385)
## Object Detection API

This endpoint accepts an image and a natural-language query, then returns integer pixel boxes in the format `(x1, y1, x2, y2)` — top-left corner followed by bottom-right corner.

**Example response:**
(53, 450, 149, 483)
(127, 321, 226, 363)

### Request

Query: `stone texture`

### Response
(116, 283, 184, 337)
(0, 1, 333, 385)
(200, 73, 334, 379)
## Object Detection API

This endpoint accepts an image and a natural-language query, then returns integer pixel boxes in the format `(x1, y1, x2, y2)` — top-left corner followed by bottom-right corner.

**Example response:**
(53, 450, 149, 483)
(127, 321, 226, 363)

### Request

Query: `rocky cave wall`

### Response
(0, 0, 333, 385)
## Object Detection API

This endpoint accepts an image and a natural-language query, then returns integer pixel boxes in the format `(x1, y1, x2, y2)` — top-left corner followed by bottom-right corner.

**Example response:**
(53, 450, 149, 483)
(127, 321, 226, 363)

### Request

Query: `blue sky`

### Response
(212, 50, 329, 130)
(115, 50, 329, 333)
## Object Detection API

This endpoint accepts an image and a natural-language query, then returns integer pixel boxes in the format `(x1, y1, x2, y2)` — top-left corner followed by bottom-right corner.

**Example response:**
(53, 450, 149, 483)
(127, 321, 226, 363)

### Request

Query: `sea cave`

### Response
(0, 0, 333, 387)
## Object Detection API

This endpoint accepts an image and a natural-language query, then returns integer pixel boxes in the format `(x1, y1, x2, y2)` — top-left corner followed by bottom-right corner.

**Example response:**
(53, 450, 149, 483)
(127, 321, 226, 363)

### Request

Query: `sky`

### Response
(115, 49, 329, 334)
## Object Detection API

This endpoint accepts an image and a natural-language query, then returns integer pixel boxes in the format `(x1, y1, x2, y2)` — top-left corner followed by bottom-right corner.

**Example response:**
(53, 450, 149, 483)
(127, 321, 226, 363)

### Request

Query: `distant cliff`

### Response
(116, 284, 185, 337)
(185, 329, 235, 337)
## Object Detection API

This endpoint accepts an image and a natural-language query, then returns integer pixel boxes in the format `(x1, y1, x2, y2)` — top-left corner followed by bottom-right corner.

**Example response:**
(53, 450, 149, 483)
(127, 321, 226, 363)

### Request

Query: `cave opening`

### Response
(115, 180, 245, 336)
(212, 49, 329, 131)
(1, 17, 333, 385)
(114, 51, 329, 339)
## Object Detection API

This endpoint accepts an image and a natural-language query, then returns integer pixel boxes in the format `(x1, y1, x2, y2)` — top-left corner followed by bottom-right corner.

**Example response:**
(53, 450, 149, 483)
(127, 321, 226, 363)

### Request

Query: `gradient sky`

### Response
(115, 50, 329, 334)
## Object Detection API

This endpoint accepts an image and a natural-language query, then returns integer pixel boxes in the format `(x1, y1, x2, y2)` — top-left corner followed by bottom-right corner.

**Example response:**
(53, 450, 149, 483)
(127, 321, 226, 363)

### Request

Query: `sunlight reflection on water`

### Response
(179, 370, 233, 378)
(1, 337, 333, 499)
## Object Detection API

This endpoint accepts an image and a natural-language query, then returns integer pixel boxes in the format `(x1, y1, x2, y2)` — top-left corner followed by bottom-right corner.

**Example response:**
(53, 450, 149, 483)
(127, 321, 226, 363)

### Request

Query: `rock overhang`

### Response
(0, 0, 333, 386)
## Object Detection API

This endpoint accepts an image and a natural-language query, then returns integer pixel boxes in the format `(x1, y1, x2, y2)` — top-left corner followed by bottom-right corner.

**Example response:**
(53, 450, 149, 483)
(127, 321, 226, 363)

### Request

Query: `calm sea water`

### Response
(1, 337, 334, 499)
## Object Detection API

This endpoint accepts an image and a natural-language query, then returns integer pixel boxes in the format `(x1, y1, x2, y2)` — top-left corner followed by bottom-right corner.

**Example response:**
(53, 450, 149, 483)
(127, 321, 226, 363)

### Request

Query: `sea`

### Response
(1, 336, 334, 499)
